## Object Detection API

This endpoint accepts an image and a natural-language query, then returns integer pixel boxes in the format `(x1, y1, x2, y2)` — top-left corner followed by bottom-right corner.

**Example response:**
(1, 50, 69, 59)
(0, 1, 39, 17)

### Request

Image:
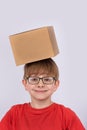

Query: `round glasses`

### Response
(26, 76, 56, 85)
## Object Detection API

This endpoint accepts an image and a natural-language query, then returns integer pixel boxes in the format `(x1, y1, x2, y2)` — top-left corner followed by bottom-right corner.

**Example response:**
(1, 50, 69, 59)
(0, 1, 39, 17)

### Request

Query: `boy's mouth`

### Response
(33, 89, 48, 93)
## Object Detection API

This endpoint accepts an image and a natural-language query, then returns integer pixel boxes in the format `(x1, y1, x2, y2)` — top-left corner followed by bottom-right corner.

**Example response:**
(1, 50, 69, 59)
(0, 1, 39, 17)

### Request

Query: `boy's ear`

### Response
(22, 79, 26, 85)
(56, 80, 60, 87)
(54, 80, 60, 90)
(22, 79, 27, 89)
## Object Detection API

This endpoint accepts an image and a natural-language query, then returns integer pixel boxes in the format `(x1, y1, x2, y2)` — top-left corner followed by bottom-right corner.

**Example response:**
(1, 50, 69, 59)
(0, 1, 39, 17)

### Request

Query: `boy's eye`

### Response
(44, 77, 53, 82)
(30, 77, 38, 82)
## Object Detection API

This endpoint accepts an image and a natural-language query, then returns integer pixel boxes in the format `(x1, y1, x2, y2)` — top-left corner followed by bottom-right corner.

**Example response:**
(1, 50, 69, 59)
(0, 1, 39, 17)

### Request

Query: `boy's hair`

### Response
(23, 58, 59, 80)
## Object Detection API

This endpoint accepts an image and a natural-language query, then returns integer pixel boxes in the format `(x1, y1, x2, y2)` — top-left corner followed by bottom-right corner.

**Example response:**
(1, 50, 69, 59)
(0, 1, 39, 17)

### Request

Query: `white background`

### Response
(0, 0, 87, 128)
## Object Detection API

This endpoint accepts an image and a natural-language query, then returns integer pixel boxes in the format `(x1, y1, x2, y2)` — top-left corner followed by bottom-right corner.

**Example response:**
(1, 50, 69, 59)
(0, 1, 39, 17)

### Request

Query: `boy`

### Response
(0, 58, 85, 130)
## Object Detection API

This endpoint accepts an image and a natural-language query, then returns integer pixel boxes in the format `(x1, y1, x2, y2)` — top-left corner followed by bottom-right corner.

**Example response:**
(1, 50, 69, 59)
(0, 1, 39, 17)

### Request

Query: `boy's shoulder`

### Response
(54, 102, 73, 111)
(9, 103, 29, 113)
(54, 103, 78, 118)
(11, 102, 28, 108)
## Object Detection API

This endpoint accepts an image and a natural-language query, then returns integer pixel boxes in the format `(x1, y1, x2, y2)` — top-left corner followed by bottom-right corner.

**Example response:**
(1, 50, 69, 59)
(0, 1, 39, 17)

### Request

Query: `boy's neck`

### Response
(30, 99, 53, 109)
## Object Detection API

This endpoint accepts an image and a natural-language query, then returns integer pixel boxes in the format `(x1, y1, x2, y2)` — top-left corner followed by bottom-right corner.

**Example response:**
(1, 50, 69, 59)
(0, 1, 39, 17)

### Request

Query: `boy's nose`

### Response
(37, 79, 44, 87)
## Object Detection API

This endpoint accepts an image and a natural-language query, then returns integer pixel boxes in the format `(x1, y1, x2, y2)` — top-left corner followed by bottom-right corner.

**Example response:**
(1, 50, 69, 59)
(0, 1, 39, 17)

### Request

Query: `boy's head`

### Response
(23, 58, 59, 81)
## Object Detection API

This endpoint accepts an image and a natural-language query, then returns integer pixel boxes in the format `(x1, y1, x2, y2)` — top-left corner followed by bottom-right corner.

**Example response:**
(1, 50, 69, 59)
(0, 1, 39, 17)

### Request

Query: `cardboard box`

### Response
(9, 26, 59, 66)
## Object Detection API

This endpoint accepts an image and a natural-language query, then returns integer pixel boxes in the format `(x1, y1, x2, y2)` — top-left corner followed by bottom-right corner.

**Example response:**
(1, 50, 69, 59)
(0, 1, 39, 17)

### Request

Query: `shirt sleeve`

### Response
(0, 106, 17, 130)
(64, 107, 85, 130)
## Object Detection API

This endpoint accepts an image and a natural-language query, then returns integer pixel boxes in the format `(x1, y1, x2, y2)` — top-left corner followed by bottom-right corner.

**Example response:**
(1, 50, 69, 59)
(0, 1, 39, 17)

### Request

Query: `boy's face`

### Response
(22, 74, 59, 101)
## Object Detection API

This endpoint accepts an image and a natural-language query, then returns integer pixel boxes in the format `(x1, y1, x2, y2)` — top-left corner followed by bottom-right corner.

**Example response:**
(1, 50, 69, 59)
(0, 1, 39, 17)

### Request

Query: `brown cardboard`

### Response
(9, 26, 59, 66)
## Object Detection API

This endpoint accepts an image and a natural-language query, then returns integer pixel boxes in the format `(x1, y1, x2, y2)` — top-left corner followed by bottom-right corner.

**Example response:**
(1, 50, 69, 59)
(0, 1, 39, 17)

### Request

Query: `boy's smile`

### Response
(32, 89, 48, 93)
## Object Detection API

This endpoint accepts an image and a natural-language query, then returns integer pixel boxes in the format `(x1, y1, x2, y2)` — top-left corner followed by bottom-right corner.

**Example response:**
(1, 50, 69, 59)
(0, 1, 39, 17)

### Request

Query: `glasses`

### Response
(26, 76, 56, 85)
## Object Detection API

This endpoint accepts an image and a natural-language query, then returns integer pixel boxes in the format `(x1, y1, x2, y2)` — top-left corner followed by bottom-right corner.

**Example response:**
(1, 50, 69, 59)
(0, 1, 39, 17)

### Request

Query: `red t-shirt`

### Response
(0, 103, 85, 130)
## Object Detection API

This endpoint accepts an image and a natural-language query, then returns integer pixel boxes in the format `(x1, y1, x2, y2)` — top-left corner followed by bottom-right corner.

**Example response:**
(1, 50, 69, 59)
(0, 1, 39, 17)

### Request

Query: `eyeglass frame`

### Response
(25, 76, 56, 85)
